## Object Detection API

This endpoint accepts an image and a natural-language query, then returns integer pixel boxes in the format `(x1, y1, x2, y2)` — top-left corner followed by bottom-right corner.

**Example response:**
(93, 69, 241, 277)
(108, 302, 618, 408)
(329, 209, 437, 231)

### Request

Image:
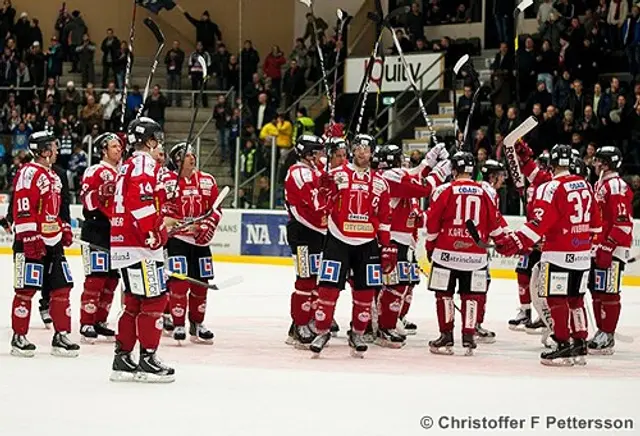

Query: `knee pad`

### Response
(352, 289, 375, 306)
(50, 287, 71, 302)
(189, 284, 207, 299)
(317, 286, 340, 306)
(141, 295, 170, 317)
(168, 280, 190, 298)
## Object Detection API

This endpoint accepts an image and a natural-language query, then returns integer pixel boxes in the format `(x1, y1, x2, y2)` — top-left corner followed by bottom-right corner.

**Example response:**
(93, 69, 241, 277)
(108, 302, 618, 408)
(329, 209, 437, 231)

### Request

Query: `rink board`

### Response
(1, 206, 639, 286)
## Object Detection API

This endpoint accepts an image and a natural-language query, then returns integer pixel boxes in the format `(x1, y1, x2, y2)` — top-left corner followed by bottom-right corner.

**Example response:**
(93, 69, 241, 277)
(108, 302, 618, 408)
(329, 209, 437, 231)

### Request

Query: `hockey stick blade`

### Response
(211, 275, 244, 290)
(337, 8, 345, 20)
(504, 116, 539, 147)
(517, 0, 534, 13)
(197, 55, 208, 79)
(453, 54, 470, 75)
(143, 17, 165, 44)
(298, 0, 312, 7)
(465, 220, 492, 249)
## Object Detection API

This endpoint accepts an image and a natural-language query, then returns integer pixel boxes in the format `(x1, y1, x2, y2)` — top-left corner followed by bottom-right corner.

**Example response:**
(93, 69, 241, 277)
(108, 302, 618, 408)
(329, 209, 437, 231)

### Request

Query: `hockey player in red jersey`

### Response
(500, 144, 602, 366)
(326, 136, 348, 170)
(10, 131, 78, 357)
(588, 146, 632, 355)
(79, 132, 123, 343)
(425, 151, 511, 355)
(510, 140, 553, 331)
(372, 143, 450, 347)
(110, 117, 174, 382)
(310, 133, 395, 357)
(284, 135, 328, 347)
(162, 143, 221, 345)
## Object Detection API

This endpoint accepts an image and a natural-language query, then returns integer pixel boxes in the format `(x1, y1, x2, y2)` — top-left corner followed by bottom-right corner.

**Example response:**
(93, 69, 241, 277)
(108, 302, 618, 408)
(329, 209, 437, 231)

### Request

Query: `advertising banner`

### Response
(240, 211, 290, 257)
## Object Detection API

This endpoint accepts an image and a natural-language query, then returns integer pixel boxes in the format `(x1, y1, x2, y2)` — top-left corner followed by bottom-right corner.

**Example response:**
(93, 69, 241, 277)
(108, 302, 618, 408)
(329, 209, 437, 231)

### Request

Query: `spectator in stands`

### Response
(391, 28, 414, 54)
(188, 41, 211, 107)
(607, 0, 628, 50)
(255, 176, 270, 209)
(228, 54, 240, 94)
(60, 80, 79, 118)
(473, 128, 491, 157)
(488, 103, 507, 140)
(578, 105, 601, 143)
(100, 28, 120, 88)
(253, 92, 275, 131)
(165, 40, 185, 107)
(58, 124, 74, 169)
(541, 12, 565, 51)
(555, 0, 576, 24)
(492, 0, 511, 44)
(83, 83, 97, 105)
(505, 105, 520, 134)
(126, 84, 142, 119)
(3, 93, 20, 119)
(244, 73, 266, 116)
(406, 2, 425, 43)
(12, 120, 31, 153)
(14, 12, 30, 55)
(77, 33, 96, 87)
(80, 94, 103, 132)
(211, 43, 230, 91)
(26, 41, 45, 87)
(259, 116, 278, 146)
(568, 79, 588, 116)
(29, 18, 43, 47)
(276, 113, 293, 152)
(67, 144, 88, 190)
(0, 1, 16, 39)
(82, 123, 100, 153)
(283, 59, 306, 110)
(65, 10, 87, 73)
(263, 46, 286, 105)
(425, 0, 444, 25)
(623, 5, 640, 78)
(583, 8, 598, 34)
(526, 81, 553, 115)
(15, 61, 32, 106)
(552, 69, 572, 111)
(240, 40, 260, 89)
(538, 0, 559, 30)
(414, 38, 429, 52)
(518, 37, 537, 102)
(628, 175, 640, 216)
(114, 40, 129, 90)
(289, 38, 309, 73)
(294, 107, 314, 140)
(491, 42, 514, 106)
(179, 6, 222, 55)
(241, 138, 260, 181)
(214, 95, 231, 163)
(45, 35, 63, 84)
(560, 109, 576, 143)
(302, 12, 328, 46)
(42, 114, 58, 136)
(143, 85, 168, 127)
(100, 81, 121, 131)
(457, 85, 473, 133)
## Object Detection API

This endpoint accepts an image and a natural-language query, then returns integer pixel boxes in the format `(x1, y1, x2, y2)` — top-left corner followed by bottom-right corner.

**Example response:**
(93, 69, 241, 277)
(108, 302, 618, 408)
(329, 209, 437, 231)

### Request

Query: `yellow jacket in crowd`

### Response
(259, 121, 279, 143)
(276, 120, 293, 148)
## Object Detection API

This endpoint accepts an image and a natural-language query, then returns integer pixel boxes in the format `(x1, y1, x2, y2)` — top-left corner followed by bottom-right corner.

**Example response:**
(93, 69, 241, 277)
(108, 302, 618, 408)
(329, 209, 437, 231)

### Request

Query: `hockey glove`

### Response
(61, 222, 73, 247)
(145, 216, 168, 250)
(98, 180, 116, 203)
(514, 139, 533, 164)
(424, 143, 445, 169)
(431, 159, 452, 183)
(22, 232, 46, 260)
(595, 240, 615, 269)
(319, 172, 335, 191)
(381, 244, 398, 274)
(425, 240, 435, 262)
(495, 232, 524, 257)
(194, 209, 222, 245)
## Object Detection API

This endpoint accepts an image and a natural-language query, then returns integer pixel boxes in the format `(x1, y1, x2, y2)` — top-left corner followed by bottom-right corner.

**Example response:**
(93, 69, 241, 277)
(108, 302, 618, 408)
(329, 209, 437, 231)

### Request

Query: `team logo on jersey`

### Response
(319, 260, 341, 283)
(91, 252, 109, 273)
(440, 252, 450, 262)
(309, 254, 321, 275)
(398, 262, 411, 281)
(61, 261, 73, 284)
(594, 270, 606, 292)
(24, 263, 44, 287)
(517, 255, 529, 269)
(199, 257, 214, 278)
(410, 263, 420, 282)
(366, 264, 383, 286)
(168, 256, 187, 275)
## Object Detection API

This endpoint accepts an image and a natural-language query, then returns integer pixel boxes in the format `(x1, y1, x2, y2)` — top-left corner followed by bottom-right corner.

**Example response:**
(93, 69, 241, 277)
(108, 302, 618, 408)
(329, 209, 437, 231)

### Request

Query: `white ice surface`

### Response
(0, 257, 639, 436)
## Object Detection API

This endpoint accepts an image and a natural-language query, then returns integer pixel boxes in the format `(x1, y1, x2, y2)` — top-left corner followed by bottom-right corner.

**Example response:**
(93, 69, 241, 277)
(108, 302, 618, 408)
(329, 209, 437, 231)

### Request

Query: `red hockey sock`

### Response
(49, 287, 72, 333)
(80, 276, 106, 326)
(188, 285, 207, 324)
(11, 290, 36, 335)
(461, 294, 483, 335)
(310, 289, 319, 311)
(435, 292, 455, 333)
(548, 297, 570, 342)
(399, 285, 414, 319)
(291, 278, 315, 326)
(599, 293, 621, 334)
(314, 286, 340, 333)
(96, 277, 119, 324)
(517, 273, 531, 306)
(168, 279, 189, 327)
(352, 289, 375, 334)
(476, 293, 487, 324)
(568, 296, 588, 340)
(377, 286, 405, 329)
(116, 293, 140, 352)
(138, 295, 169, 350)
(591, 294, 603, 330)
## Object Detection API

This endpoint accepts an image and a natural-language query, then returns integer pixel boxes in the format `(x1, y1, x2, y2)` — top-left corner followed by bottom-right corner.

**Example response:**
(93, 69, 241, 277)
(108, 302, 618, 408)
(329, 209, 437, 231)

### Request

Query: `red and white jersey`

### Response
(162, 169, 220, 246)
(326, 163, 391, 246)
(594, 172, 633, 262)
(12, 162, 64, 246)
(110, 151, 163, 269)
(426, 179, 506, 271)
(380, 167, 443, 246)
(284, 162, 328, 234)
(481, 181, 508, 230)
(518, 172, 601, 270)
(80, 161, 118, 221)
(522, 159, 552, 219)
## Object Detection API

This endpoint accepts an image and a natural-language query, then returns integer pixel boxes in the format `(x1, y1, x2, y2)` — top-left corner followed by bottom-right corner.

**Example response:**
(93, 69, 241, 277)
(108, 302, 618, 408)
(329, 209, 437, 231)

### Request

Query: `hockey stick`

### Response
(465, 219, 494, 249)
(453, 55, 485, 152)
(503, 116, 539, 194)
(119, 0, 138, 130)
(137, 18, 166, 118)
(185, 55, 209, 146)
(167, 185, 230, 235)
(330, 8, 349, 127)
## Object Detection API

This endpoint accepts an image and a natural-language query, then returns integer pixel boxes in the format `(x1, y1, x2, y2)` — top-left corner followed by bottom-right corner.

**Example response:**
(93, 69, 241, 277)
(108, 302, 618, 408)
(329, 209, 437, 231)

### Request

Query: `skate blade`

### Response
(588, 348, 614, 356)
(294, 342, 312, 350)
(80, 336, 97, 345)
(475, 336, 496, 344)
(51, 347, 79, 358)
(189, 336, 214, 345)
(109, 371, 137, 382)
(463, 347, 476, 356)
(403, 329, 417, 336)
(350, 348, 366, 358)
(508, 324, 526, 332)
(540, 358, 574, 367)
(98, 335, 116, 343)
(525, 328, 544, 335)
(374, 338, 404, 349)
(134, 372, 175, 383)
(10, 348, 35, 358)
(573, 356, 587, 366)
(429, 346, 454, 356)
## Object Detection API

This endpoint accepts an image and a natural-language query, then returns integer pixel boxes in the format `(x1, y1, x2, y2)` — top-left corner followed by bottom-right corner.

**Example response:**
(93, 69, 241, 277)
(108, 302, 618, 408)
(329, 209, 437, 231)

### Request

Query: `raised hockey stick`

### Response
(453, 55, 485, 152)
(137, 18, 166, 118)
(167, 185, 230, 235)
(503, 116, 539, 194)
(119, 0, 138, 130)
(330, 8, 349, 127)
(185, 55, 208, 146)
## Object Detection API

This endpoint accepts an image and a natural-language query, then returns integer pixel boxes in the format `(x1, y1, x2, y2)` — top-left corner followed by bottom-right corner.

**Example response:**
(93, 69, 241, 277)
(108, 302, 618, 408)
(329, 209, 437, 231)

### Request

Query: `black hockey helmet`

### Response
(594, 145, 623, 170)
(481, 159, 506, 177)
(326, 136, 348, 156)
(570, 155, 588, 178)
(127, 116, 164, 147)
(537, 150, 551, 169)
(352, 133, 375, 150)
(549, 144, 572, 168)
(28, 130, 57, 156)
(294, 134, 323, 158)
(451, 151, 475, 175)
(94, 132, 123, 156)
(168, 142, 195, 171)
(371, 143, 403, 170)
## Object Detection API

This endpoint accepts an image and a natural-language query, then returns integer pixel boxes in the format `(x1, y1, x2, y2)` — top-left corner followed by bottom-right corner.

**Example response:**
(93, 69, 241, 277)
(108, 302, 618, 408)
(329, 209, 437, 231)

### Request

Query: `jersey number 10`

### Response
(453, 195, 481, 226)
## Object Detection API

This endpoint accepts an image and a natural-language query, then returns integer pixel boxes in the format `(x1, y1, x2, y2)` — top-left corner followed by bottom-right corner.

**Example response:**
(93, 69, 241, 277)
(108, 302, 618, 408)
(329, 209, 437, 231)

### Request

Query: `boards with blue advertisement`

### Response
(240, 211, 290, 256)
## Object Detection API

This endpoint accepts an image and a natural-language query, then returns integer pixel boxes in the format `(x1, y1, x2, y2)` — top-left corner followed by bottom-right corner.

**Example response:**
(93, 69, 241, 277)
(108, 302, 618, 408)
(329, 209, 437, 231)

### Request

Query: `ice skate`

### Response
(51, 332, 80, 358)
(588, 330, 615, 355)
(135, 349, 175, 383)
(570, 338, 587, 366)
(10, 333, 36, 358)
(172, 326, 186, 344)
(110, 346, 138, 382)
(330, 318, 340, 337)
(80, 325, 98, 344)
(429, 331, 454, 355)
(541, 329, 555, 348)
(540, 340, 573, 366)
(362, 322, 375, 343)
(348, 330, 368, 358)
(462, 333, 477, 356)
(399, 317, 417, 335)
(189, 323, 214, 345)
(39, 305, 52, 329)
(524, 318, 545, 335)
(309, 332, 331, 357)
(508, 308, 530, 331)
(285, 322, 296, 345)
(162, 314, 174, 337)
(293, 324, 316, 349)
(374, 328, 405, 349)
(475, 324, 496, 344)
(95, 322, 116, 340)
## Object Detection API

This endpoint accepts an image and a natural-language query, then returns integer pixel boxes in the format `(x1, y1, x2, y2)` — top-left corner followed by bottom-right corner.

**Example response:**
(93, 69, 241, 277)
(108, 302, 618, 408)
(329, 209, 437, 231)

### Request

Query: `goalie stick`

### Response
(503, 116, 539, 194)
(137, 18, 166, 118)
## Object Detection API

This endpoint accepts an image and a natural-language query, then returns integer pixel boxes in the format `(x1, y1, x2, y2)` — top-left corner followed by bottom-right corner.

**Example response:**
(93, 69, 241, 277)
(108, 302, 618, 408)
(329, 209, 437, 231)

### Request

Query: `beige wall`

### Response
(13, 0, 296, 59)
